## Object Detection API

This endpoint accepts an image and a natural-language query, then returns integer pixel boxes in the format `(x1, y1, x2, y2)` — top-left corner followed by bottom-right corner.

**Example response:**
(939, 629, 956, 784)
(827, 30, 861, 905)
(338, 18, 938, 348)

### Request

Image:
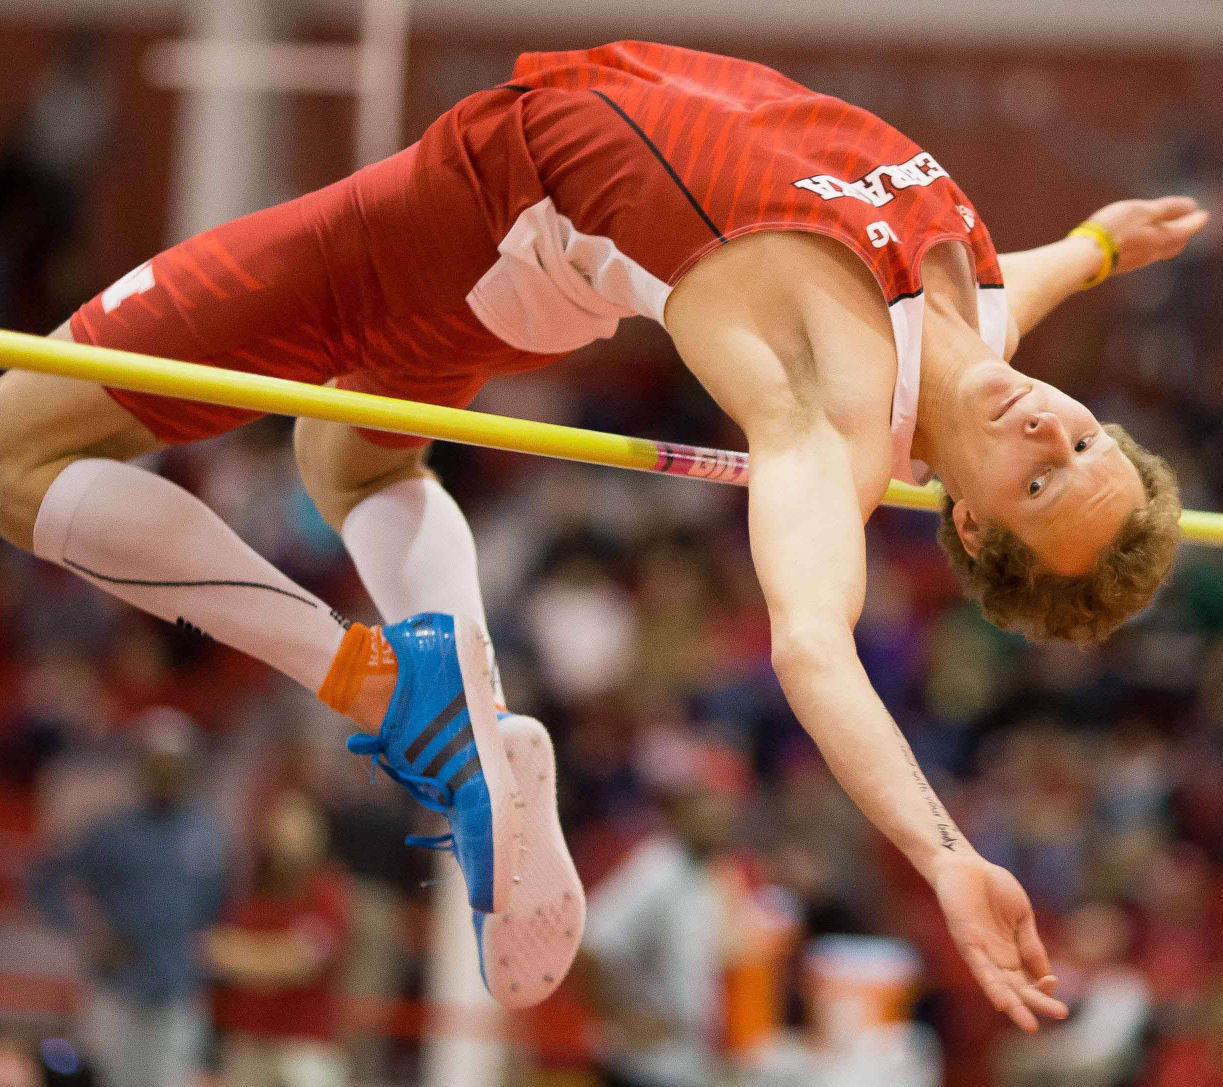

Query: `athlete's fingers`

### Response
(1165, 208, 1211, 237)
(963, 948, 1011, 1012)
(1153, 210, 1210, 259)
(1019, 982, 1069, 1021)
(1007, 998, 1040, 1034)
(1017, 913, 1052, 981)
(964, 948, 1039, 1033)
(1035, 974, 1059, 995)
(1150, 195, 1201, 219)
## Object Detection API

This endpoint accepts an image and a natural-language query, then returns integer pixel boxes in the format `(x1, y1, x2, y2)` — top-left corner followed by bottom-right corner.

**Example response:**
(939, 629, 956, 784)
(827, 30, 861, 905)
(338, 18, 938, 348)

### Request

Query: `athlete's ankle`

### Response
(318, 622, 398, 733)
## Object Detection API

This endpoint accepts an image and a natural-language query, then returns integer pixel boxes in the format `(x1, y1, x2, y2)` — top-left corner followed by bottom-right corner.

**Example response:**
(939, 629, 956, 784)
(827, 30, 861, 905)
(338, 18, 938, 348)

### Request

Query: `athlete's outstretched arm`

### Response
(668, 231, 1067, 1030)
(745, 416, 1068, 1032)
(999, 196, 1208, 344)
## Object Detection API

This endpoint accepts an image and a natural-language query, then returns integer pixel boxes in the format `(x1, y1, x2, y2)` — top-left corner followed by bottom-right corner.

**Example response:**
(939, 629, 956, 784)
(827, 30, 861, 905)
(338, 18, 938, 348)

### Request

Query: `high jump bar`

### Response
(2, 327, 1222, 548)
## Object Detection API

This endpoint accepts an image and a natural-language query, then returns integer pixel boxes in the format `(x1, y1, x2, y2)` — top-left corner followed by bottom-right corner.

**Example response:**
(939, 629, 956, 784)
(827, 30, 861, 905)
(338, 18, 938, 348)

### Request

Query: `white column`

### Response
(420, 860, 508, 1087)
(166, 0, 275, 241)
(354, 0, 411, 168)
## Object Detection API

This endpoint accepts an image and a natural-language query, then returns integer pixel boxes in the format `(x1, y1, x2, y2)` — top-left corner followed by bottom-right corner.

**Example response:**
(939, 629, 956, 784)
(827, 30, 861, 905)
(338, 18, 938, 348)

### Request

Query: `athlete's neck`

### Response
(910, 299, 1007, 498)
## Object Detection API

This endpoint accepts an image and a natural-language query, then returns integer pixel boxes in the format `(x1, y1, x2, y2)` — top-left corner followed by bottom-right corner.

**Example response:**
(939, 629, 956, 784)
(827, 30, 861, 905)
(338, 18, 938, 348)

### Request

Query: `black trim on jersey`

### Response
(887, 282, 1004, 306)
(499, 83, 532, 93)
(590, 90, 726, 245)
(63, 558, 320, 608)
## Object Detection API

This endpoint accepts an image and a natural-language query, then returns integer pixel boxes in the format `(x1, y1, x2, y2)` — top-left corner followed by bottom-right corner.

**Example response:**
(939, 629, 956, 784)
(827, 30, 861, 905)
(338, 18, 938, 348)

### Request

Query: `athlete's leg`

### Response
(294, 413, 525, 916)
(297, 416, 584, 1006)
(0, 332, 382, 725)
(0, 340, 519, 912)
(295, 414, 501, 697)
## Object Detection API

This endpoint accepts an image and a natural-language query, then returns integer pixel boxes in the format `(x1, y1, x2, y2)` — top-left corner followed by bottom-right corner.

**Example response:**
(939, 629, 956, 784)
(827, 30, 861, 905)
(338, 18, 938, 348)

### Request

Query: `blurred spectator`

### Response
(208, 790, 352, 1087)
(27, 710, 223, 1087)
(1175, 641, 1223, 862)
(995, 902, 1151, 1087)
(580, 740, 759, 1087)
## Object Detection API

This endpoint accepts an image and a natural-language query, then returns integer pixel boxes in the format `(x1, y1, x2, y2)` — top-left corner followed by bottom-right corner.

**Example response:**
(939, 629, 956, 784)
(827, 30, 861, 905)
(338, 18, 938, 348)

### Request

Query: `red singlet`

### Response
(72, 41, 1007, 479)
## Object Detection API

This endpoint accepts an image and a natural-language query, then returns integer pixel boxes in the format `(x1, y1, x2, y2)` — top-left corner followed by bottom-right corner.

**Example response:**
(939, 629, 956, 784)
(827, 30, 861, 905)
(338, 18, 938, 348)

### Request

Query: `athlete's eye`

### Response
(1074, 435, 1094, 453)
(1028, 476, 1045, 497)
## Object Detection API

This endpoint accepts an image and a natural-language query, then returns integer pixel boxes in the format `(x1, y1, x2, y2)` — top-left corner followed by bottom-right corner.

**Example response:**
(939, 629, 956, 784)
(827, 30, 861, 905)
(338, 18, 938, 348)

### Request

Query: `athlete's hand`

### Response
(1087, 196, 1210, 276)
(933, 853, 1069, 1033)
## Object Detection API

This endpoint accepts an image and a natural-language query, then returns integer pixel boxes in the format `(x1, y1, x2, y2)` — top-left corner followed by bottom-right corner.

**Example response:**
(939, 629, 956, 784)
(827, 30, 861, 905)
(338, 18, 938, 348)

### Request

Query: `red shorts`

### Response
(71, 127, 565, 449)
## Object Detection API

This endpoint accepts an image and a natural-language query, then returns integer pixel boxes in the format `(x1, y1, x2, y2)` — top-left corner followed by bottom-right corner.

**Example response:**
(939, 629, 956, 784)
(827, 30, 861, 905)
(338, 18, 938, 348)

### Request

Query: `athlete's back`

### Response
(497, 42, 1007, 483)
(507, 41, 1001, 301)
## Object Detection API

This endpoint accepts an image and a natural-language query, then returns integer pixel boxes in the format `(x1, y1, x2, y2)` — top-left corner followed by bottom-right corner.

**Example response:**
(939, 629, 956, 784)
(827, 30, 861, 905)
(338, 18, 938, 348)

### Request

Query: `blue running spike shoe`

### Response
(345, 613, 522, 914)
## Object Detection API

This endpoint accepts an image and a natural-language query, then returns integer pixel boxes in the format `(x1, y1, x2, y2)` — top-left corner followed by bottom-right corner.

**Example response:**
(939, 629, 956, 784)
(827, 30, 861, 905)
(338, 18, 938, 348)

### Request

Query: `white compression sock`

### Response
(341, 475, 504, 703)
(33, 458, 348, 691)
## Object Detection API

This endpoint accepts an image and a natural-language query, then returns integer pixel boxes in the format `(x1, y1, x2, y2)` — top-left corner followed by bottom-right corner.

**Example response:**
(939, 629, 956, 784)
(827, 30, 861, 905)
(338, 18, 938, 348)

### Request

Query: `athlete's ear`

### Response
(952, 500, 986, 560)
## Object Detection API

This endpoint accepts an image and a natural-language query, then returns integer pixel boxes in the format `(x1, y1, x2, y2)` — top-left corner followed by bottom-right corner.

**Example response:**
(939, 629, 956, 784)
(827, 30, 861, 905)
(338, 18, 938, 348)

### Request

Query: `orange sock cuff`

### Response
(318, 623, 399, 716)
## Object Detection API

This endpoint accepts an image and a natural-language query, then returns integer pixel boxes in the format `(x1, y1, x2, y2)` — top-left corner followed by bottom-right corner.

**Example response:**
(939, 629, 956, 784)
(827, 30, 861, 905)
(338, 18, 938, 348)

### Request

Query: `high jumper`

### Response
(0, 41, 1207, 1020)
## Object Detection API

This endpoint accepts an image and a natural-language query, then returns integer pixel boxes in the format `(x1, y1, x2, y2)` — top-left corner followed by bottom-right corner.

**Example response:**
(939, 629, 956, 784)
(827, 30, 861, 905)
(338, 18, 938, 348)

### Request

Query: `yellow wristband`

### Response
(1067, 221, 1119, 290)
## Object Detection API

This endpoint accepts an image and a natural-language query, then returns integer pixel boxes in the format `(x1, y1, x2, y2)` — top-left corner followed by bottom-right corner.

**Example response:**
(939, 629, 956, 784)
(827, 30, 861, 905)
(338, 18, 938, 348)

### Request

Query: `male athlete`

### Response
(0, 42, 1206, 1020)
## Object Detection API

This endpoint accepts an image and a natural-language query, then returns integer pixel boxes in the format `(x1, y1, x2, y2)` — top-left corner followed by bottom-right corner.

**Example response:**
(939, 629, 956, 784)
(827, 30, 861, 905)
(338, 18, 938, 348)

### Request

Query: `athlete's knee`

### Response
(0, 386, 58, 551)
(294, 417, 428, 531)
(0, 373, 107, 551)
(0, 366, 159, 552)
(304, 456, 432, 533)
(0, 457, 74, 553)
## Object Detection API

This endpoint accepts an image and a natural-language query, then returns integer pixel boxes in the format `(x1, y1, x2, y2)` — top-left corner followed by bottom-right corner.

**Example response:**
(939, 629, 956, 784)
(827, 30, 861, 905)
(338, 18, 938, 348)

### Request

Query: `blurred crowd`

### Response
(3, 23, 1223, 1087)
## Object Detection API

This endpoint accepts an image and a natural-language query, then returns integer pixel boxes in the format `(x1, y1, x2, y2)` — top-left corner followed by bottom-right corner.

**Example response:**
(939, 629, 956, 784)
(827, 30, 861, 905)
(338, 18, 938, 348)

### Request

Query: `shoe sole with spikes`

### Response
(474, 714, 585, 1008)
(451, 617, 524, 914)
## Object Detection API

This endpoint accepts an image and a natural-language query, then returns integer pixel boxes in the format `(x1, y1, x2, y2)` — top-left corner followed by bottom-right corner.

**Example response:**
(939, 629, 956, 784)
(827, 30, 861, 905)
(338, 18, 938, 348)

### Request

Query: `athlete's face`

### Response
(949, 363, 1146, 575)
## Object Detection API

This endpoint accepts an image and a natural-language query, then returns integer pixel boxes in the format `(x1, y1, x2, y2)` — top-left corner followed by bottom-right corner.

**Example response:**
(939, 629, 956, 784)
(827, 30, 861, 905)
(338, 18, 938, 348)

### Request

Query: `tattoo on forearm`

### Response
(890, 719, 961, 851)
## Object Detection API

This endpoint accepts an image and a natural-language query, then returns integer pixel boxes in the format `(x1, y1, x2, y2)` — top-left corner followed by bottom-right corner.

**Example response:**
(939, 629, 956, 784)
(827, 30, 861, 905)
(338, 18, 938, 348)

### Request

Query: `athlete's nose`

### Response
(1025, 412, 1072, 456)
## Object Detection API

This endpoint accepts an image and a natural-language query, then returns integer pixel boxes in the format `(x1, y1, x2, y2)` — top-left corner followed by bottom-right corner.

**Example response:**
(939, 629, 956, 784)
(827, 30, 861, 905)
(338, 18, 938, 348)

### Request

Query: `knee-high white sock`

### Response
(341, 476, 504, 703)
(33, 458, 348, 691)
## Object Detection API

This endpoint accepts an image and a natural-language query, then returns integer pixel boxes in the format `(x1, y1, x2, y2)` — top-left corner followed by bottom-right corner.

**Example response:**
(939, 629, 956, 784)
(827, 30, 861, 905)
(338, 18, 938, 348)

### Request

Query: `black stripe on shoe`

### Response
(403, 690, 467, 765)
(448, 754, 482, 791)
(422, 723, 475, 779)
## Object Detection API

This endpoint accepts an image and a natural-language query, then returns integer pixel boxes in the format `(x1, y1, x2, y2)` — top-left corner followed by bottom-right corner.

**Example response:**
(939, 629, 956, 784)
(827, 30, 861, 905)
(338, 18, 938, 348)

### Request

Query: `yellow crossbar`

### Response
(1, 328, 1220, 547)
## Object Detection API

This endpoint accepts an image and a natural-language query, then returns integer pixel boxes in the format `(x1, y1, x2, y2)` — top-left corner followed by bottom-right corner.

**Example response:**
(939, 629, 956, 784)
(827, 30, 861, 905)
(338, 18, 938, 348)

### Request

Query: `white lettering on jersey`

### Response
(792, 151, 950, 209)
(867, 221, 900, 248)
(101, 260, 155, 314)
(957, 204, 976, 230)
